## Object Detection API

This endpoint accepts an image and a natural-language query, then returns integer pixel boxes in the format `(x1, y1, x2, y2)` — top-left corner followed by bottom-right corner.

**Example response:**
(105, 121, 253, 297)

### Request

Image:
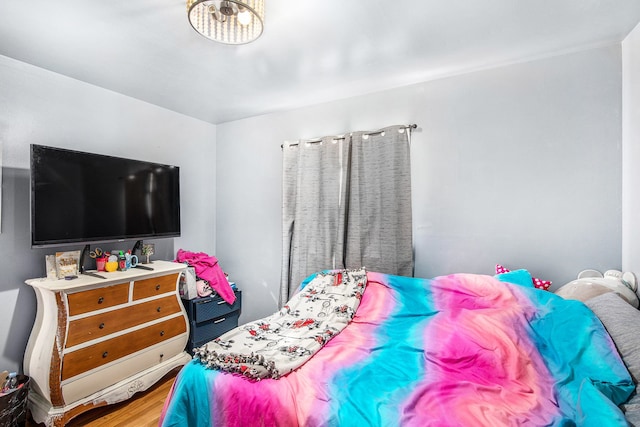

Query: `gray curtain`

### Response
(344, 126, 413, 277)
(280, 125, 413, 306)
(280, 136, 349, 306)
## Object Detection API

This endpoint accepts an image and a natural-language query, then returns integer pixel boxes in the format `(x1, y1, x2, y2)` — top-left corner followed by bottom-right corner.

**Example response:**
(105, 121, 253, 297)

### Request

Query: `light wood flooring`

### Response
(26, 368, 179, 427)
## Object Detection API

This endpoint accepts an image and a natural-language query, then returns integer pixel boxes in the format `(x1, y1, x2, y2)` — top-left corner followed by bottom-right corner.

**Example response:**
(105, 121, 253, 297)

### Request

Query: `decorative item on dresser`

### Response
(182, 290, 242, 354)
(23, 260, 192, 427)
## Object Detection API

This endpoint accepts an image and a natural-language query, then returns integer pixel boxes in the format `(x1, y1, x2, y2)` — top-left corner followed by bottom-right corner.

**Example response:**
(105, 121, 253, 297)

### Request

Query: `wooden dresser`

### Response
(23, 260, 192, 426)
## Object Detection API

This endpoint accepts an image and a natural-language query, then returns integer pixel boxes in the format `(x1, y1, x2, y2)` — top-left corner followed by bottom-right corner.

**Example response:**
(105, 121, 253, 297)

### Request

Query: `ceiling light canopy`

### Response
(187, 0, 264, 45)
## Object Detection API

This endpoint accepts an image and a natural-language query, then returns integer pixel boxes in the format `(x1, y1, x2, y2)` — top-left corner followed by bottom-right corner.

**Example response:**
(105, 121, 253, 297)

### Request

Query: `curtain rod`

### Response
(282, 124, 417, 149)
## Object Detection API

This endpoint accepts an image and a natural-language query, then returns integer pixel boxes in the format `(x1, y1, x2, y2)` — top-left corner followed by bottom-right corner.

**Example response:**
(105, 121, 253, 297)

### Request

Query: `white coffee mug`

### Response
(125, 253, 139, 269)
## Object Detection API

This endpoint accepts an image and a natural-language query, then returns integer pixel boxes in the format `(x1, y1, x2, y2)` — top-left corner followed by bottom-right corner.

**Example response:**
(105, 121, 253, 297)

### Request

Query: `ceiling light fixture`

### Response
(187, 0, 264, 45)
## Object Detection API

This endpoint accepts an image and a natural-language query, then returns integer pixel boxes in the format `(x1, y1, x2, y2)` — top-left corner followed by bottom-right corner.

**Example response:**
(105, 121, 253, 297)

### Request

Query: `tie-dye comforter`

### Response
(160, 271, 635, 427)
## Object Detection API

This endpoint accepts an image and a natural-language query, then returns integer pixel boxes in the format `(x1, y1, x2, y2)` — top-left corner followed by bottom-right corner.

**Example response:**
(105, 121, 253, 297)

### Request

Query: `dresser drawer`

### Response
(194, 291, 241, 323)
(62, 337, 187, 404)
(67, 283, 129, 316)
(61, 316, 187, 381)
(192, 311, 240, 344)
(133, 273, 179, 300)
(66, 295, 183, 348)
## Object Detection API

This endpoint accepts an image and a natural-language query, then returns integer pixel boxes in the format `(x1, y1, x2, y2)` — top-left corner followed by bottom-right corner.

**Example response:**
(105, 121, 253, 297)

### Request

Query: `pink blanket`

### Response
(175, 249, 236, 304)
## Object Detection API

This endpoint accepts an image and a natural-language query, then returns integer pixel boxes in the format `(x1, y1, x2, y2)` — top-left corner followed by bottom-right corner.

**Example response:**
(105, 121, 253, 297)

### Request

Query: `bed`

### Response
(159, 268, 638, 426)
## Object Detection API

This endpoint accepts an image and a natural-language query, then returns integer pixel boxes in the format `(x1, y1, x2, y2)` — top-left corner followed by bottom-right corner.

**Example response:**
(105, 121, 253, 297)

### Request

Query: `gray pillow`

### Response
(585, 292, 640, 422)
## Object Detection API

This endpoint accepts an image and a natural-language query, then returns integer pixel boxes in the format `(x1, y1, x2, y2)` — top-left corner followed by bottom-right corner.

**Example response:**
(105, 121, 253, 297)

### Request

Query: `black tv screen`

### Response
(31, 144, 181, 247)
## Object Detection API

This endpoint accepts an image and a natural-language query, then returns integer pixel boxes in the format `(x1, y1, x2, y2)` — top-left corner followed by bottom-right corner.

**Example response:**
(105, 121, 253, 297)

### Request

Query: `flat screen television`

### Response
(31, 144, 181, 248)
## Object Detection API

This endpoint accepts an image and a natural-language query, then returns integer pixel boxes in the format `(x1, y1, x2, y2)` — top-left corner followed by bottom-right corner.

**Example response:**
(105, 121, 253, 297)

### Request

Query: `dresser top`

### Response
(26, 260, 186, 291)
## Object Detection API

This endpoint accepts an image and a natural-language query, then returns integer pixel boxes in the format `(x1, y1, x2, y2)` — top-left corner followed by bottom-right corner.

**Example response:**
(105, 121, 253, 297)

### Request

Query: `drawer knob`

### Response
(102, 351, 108, 358)
(99, 323, 105, 329)
(160, 353, 164, 359)
(155, 284, 161, 291)
(157, 307, 162, 313)
(98, 297, 104, 304)
(160, 330, 165, 336)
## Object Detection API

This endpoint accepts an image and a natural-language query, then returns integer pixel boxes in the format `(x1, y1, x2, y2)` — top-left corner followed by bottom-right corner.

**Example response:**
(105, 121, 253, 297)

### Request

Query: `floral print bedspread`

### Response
(193, 268, 367, 380)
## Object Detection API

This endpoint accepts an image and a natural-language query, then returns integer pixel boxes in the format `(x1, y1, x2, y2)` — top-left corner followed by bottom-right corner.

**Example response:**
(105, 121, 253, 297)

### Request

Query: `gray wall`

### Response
(0, 43, 627, 374)
(623, 23, 640, 272)
(0, 55, 217, 373)
(217, 45, 623, 324)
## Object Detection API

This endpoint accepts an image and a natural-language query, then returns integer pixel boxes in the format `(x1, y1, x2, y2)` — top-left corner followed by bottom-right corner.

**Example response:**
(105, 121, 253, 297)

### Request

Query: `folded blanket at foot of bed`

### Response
(160, 271, 635, 427)
(193, 267, 367, 380)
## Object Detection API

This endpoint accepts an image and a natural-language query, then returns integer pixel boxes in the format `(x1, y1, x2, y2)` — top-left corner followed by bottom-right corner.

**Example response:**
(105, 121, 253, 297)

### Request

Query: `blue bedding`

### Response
(160, 271, 634, 426)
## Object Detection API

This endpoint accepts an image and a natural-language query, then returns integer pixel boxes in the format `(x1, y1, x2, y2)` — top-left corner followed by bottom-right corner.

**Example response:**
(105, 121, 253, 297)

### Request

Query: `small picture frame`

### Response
(45, 255, 57, 280)
(55, 250, 81, 279)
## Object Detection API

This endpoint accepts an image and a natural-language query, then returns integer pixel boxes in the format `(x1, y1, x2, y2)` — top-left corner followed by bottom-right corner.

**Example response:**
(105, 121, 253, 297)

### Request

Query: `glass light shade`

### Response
(237, 9, 252, 25)
(187, 0, 264, 45)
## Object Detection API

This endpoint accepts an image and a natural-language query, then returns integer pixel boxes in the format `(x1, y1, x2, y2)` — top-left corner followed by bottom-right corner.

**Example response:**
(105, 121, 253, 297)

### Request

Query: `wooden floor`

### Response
(26, 368, 179, 427)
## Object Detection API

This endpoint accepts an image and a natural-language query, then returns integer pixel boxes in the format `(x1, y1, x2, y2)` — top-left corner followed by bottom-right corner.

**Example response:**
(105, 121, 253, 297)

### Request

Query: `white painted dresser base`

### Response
(29, 352, 191, 426)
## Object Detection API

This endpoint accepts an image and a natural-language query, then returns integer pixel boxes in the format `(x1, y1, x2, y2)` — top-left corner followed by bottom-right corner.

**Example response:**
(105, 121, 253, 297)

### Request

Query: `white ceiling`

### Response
(1, 1, 640, 125)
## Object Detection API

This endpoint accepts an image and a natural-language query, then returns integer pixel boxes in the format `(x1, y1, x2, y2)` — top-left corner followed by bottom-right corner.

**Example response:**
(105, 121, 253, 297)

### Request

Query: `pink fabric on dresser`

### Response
(175, 249, 236, 304)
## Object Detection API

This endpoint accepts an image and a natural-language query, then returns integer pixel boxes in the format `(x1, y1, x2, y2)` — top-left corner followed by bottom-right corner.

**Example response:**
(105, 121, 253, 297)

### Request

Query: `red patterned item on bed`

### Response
(160, 270, 634, 426)
(495, 264, 552, 290)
